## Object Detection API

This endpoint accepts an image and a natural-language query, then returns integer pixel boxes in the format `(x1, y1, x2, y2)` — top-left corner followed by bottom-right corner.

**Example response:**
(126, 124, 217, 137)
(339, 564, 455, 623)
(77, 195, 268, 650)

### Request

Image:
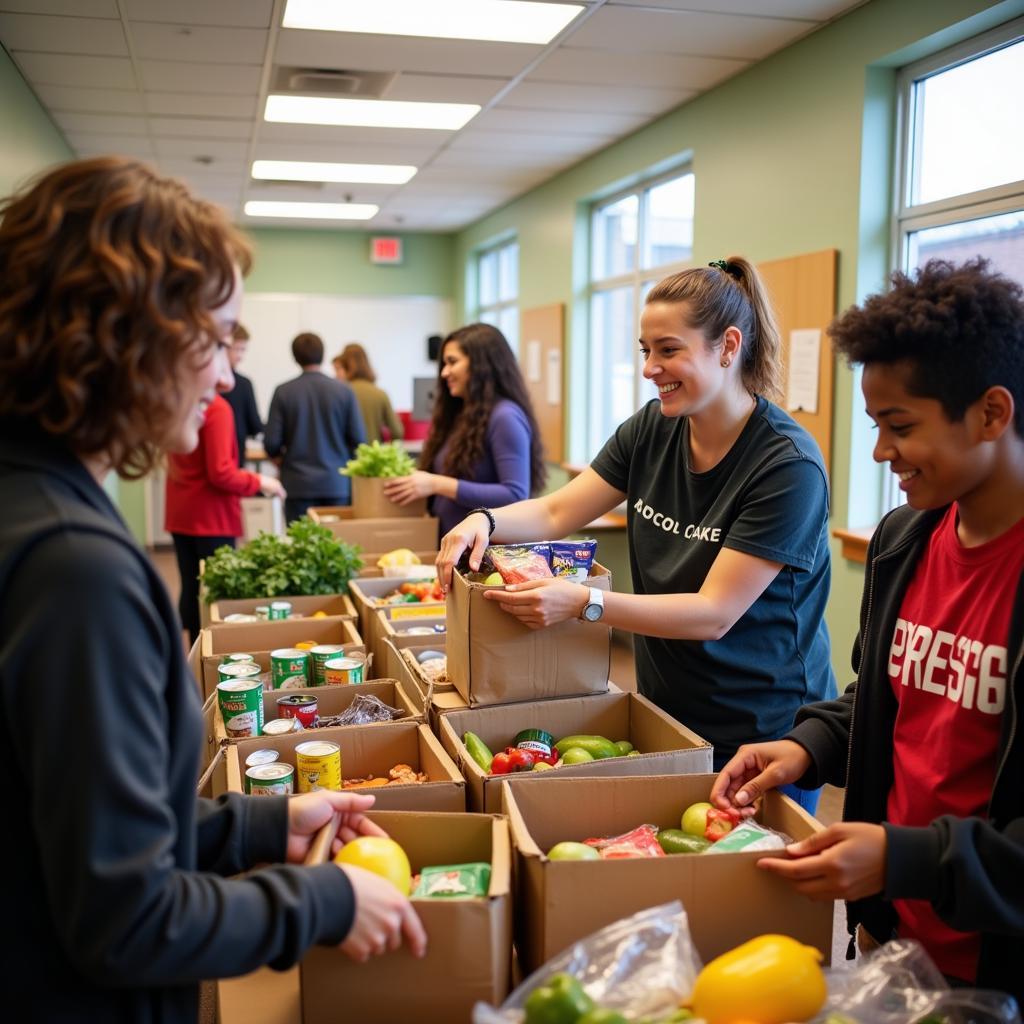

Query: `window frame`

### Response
(586, 166, 695, 459)
(475, 236, 520, 350)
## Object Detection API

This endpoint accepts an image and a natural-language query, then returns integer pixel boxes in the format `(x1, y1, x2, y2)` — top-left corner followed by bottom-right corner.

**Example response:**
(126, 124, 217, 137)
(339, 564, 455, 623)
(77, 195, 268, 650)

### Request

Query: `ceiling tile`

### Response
(144, 92, 257, 118)
(274, 28, 542, 77)
(429, 147, 568, 172)
(148, 116, 253, 140)
(53, 110, 148, 135)
(503, 80, 693, 115)
(252, 139, 437, 164)
(397, 182, 520, 201)
(606, 0, 860, 18)
(257, 121, 456, 150)
(412, 165, 548, 188)
(472, 106, 648, 136)
(448, 128, 614, 157)
(64, 132, 155, 158)
(138, 60, 262, 94)
(245, 182, 399, 204)
(123, 0, 274, 28)
(157, 155, 249, 177)
(153, 137, 250, 161)
(34, 83, 145, 115)
(15, 51, 135, 88)
(129, 23, 267, 64)
(0, 12, 127, 54)
(0, 1, 117, 14)
(532, 47, 748, 89)
(385, 73, 509, 106)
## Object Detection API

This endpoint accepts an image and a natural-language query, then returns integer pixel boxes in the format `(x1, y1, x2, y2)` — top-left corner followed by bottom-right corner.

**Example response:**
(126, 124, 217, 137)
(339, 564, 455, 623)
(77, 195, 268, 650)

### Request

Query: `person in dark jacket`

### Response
(711, 258, 1024, 1001)
(0, 157, 425, 1023)
(264, 332, 366, 523)
(223, 323, 264, 466)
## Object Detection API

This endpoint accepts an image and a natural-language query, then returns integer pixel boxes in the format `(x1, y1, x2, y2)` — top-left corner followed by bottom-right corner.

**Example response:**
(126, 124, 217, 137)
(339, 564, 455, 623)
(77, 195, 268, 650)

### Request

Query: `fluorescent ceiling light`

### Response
(252, 160, 417, 184)
(265, 94, 479, 131)
(283, 0, 584, 45)
(244, 200, 378, 220)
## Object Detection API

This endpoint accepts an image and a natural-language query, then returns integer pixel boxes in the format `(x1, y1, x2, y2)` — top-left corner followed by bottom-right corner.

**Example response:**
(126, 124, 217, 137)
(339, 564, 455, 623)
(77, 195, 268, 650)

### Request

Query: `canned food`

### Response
(514, 728, 555, 759)
(277, 693, 318, 728)
(217, 661, 261, 685)
(270, 648, 309, 689)
(399, 626, 437, 636)
(323, 654, 366, 686)
(245, 748, 278, 771)
(220, 652, 256, 665)
(255, 605, 270, 619)
(295, 740, 342, 792)
(263, 717, 302, 736)
(246, 762, 294, 796)
(268, 600, 292, 621)
(216, 678, 264, 739)
(310, 644, 347, 686)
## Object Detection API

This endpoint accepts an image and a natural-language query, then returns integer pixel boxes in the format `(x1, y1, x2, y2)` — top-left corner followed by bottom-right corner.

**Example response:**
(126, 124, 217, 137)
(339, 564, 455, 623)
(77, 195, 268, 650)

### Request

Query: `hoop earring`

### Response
(721, 360, 730, 368)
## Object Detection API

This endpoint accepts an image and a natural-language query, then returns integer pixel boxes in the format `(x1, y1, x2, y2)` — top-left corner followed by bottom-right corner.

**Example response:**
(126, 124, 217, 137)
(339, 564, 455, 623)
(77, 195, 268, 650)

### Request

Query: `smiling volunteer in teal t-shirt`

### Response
(436, 257, 836, 811)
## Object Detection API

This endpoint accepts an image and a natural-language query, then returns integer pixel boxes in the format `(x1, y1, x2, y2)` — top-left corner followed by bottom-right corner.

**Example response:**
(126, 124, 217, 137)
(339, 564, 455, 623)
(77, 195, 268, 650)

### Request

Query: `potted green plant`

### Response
(340, 440, 427, 519)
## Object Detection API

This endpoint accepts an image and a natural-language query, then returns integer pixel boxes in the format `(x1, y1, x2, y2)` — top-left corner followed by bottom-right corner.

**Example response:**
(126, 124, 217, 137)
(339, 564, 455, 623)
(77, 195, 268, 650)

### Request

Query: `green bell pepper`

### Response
(523, 972, 595, 1024)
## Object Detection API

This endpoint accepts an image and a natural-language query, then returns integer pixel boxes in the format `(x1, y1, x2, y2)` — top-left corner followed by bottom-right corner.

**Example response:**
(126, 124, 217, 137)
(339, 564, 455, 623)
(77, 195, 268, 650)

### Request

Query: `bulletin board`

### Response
(757, 249, 837, 477)
(520, 303, 565, 463)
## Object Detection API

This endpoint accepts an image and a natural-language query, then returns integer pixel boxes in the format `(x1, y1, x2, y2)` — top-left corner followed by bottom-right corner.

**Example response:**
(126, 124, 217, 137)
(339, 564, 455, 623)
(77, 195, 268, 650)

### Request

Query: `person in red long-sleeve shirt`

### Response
(165, 393, 285, 643)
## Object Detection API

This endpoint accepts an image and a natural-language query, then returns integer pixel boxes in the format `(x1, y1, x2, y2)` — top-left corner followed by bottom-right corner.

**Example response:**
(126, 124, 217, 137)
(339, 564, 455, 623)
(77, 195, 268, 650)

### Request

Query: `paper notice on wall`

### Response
(786, 328, 821, 414)
(526, 339, 542, 383)
(546, 349, 561, 405)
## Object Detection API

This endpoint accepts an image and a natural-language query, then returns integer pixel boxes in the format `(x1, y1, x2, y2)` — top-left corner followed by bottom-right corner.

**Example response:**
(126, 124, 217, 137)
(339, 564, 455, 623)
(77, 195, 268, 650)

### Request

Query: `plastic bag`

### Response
(703, 820, 789, 854)
(550, 540, 598, 581)
(472, 901, 701, 1024)
(584, 823, 666, 859)
(487, 544, 554, 584)
(319, 693, 405, 727)
(813, 939, 1022, 1024)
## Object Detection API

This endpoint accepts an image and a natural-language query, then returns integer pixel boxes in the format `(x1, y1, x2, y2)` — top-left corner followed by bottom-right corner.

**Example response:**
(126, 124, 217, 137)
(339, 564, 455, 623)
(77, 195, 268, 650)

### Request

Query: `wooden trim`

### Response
(833, 526, 874, 564)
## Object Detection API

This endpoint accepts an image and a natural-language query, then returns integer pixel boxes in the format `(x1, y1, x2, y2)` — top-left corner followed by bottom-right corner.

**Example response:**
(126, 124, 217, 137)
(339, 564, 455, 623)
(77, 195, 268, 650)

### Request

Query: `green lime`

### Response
(561, 747, 595, 765)
(613, 740, 634, 756)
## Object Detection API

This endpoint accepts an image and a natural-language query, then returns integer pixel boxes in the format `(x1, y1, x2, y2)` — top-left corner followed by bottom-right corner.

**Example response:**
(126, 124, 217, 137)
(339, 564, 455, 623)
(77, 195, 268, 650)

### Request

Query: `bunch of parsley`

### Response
(340, 440, 416, 478)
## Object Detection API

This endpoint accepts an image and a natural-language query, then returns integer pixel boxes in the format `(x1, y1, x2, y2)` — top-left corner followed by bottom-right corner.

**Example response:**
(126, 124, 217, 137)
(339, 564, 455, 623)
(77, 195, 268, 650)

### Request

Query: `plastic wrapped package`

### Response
(317, 693, 404, 727)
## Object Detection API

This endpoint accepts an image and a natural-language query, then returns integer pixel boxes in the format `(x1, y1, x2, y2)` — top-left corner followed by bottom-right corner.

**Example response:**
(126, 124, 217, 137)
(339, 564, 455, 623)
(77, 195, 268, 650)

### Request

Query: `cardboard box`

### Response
(240, 495, 283, 539)
(352, 551, 438, 578)
(383, 631, 447, 686)
(348, 576, 445, 672)
(195, 627, 365, 702)
(393, 640, 454, 695)
(197, 746, 227, 799)
(439, 692, 713, 813)
(351, 476, 428, 519)
(200, 692, 220, 771)
(227, 721, 465, 811)
(447, 564, 612, 706)
(309, 508, 439, 551)
(218, 811, 512, 1024)
(208, 592, 358, 626)
(212, 679, 422, 743)
(370, 605, 446, 678)
(504, 774, 833, 972)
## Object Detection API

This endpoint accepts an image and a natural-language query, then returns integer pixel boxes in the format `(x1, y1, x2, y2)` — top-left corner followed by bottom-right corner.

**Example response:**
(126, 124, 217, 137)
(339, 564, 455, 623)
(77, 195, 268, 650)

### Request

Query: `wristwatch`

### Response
(468, 507, 496, 536)
(579, 586, 605, 623)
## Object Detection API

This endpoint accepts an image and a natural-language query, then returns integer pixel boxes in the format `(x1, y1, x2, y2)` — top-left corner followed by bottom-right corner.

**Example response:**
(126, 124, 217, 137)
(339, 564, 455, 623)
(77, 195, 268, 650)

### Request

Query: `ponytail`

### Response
(646, 256, 783, 403)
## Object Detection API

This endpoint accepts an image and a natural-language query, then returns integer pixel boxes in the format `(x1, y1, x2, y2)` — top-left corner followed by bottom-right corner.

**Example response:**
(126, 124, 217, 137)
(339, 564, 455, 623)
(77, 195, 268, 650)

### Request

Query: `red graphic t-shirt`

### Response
(887, 504, 1024, 981)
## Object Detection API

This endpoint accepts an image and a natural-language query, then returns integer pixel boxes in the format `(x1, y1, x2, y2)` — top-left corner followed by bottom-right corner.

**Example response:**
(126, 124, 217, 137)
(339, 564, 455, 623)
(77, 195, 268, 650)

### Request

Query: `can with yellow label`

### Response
(295, 739, 342, 792)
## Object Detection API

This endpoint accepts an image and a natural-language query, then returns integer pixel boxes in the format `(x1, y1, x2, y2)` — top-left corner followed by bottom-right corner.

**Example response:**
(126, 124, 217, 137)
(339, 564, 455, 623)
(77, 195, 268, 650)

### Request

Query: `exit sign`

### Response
(370, 236, 403, 265)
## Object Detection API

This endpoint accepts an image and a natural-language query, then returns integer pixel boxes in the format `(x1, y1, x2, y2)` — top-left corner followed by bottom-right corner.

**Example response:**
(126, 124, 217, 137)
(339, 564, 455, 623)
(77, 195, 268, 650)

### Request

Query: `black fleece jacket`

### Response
(787, 503, 1024, 1001)
(0, 428, 355, 1023)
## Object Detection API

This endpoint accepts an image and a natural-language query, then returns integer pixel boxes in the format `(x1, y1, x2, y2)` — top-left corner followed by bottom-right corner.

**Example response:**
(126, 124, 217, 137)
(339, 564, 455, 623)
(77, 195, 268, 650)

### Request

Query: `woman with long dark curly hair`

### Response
(0, 157, 424, 1021)
(384, 322, 546, 533)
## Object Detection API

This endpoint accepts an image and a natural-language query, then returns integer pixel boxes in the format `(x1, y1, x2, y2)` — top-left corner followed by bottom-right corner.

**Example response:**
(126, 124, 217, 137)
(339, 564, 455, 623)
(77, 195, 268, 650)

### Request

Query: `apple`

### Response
(547, 841, 600, 861)
(681, 801, 714, 837)
(483, 572, 504, 586)
(560, 747, 595, 765)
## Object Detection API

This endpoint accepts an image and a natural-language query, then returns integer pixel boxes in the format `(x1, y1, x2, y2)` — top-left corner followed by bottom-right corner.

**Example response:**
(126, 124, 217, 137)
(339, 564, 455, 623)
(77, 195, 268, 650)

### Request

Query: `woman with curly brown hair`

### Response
(383, 322, 546, 533)
(0, 157, 424, 1022)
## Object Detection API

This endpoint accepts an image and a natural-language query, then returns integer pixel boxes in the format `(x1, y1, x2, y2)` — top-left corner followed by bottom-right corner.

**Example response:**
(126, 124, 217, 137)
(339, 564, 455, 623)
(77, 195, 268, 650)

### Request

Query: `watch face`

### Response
(583, 603, 603, 622)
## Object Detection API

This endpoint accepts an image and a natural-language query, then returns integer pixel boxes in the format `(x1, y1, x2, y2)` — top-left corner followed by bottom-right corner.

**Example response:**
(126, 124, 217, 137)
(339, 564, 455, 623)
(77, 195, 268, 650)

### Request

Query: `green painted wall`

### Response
(452, 0, 1024, 680)
(245, 228, 455, 297)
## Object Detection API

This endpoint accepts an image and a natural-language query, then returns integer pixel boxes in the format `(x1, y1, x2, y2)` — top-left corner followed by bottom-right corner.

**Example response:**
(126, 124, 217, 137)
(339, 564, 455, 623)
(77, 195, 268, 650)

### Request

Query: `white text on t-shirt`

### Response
(633, 498, 722, 541)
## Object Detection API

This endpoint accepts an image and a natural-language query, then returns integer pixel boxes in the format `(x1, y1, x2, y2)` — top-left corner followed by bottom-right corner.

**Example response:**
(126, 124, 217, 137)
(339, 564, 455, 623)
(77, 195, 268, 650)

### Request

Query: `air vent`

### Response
(272, 65, 398, 99)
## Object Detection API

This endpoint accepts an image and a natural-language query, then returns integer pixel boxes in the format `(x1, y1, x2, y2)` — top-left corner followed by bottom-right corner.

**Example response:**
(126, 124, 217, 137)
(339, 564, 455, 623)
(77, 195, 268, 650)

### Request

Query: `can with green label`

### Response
(309, 644, 347, 686)
(218, 661, 262, 686)
(270, 647, 309, 689)
(220, 652, 255, 666)
(268, 600, 292, 621)
(216, 678, 264, 739)
(246, 762, 294, 796)
(323, 654, 366, 685)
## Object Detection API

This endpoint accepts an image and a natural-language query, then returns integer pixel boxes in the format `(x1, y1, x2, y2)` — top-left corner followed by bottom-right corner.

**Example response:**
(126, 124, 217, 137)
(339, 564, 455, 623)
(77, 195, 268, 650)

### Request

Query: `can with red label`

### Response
(277, 693, 318, 729)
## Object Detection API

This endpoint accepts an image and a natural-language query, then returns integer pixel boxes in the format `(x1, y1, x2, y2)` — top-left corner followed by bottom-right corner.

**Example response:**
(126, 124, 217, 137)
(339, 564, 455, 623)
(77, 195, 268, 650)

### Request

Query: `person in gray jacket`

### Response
(0, 157, 425, 1024)
(264, 332, 366, 523)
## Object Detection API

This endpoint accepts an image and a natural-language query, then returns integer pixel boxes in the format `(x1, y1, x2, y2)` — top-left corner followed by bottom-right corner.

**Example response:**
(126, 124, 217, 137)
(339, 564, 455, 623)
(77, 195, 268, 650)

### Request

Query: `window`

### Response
(885, 21, 1024, 510)
(476, 238, 519, 352)
(586, 170, 694, 457)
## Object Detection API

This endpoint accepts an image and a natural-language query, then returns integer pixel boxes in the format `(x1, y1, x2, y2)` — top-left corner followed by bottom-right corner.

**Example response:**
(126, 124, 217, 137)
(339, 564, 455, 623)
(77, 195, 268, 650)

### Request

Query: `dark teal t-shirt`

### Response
(591, 397, 836, 765)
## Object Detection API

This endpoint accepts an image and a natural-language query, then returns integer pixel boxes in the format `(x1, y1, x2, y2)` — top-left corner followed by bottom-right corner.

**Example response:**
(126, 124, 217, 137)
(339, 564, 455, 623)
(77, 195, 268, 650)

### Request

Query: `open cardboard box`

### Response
(394, 640, 454, 696)
(226, 721, 465, 812)
(439, 692, 713, 813)
(350, 476, 428, 519)
(212, 679, 421, 743)
(308, 506, 438, 548)
(354, 551, 438, 579)
(504, 773, 833, 972)
(380, 617, 447, 678)
(447, 563, 611, 706)
(197, 746, 227, 799)
(368, 603, 446, 676)
(193, 630, 366, 704)
(200, 692, 220, 771)
(218, 810, 512, 1024)
(349, 576, 445, 671)
(208, 592, 357, 625)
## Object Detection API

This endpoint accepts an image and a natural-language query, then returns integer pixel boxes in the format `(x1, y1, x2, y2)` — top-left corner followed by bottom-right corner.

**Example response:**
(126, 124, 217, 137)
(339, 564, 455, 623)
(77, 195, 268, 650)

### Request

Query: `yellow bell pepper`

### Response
(687, 934, 826, 1024)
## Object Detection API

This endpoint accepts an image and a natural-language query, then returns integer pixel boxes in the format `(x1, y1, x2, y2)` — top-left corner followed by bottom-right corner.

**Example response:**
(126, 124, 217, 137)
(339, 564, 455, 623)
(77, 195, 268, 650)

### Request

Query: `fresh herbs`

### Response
(340, 440, 415, 478)
(202, 517, 363, 602)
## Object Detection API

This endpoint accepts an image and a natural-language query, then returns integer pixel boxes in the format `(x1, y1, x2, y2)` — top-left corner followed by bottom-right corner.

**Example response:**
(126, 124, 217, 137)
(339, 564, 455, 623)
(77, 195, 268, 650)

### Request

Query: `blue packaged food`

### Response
(550, 539, 597, 581)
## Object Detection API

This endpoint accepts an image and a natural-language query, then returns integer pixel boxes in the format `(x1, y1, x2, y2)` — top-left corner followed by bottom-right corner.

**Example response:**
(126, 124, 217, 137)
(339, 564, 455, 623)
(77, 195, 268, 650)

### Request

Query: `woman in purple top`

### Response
(384, 323, 546, 534)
